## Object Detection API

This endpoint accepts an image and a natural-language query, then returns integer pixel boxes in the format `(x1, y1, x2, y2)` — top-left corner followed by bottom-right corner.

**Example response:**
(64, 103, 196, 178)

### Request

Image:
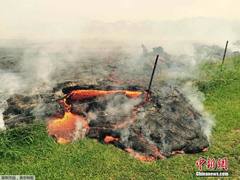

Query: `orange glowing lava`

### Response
(47, 112, 89, 144)
(48, 89, 143, 144)
(68, 89, 142, 101)
(104, 136, 119, 144)
(125, 148, 156, 162)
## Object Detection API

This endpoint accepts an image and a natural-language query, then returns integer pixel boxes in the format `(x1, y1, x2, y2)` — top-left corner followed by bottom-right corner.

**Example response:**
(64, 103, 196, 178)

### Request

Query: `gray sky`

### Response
(0, 0, 240, 39)
(1, 0, 239, 22)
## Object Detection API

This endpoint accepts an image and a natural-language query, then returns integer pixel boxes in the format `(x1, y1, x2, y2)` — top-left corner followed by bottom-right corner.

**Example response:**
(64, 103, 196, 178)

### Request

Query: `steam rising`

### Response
(0, 38, 220, 137)
(182, 82, 215, 140)
(0, 109, 5, 130)
(0, 96, 7, 130)
(105, 95, 142, 116)
(2, 17, 239, 137)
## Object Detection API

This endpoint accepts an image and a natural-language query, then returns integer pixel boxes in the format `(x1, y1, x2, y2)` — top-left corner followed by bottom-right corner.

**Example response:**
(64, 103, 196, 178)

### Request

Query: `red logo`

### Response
(217, 157, 228, 171)
(195, 157, 228, 171)
(196, 157, 206, 171)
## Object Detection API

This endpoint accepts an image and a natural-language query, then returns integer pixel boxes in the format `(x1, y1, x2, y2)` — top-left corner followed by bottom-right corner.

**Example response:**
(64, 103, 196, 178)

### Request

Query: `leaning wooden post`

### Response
(147, 54, 159, 93)
(221, 40, 229, 70)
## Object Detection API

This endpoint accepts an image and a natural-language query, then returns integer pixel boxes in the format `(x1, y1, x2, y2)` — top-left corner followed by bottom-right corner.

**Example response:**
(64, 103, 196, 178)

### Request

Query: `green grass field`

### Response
(0, 56, 239, 179)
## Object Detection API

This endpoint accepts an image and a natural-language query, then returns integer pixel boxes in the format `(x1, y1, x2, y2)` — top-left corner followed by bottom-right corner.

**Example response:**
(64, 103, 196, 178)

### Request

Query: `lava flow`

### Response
(47, 89, 144, 144)
(104, 135, 119, 144)
(45, 85, 209, 161)
(68, 89, 143, 101)
(47, 112, 89, 144)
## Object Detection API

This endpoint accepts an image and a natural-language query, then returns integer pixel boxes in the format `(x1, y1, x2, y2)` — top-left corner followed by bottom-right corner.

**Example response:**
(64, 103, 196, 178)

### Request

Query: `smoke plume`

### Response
(2, 17, 239, 136)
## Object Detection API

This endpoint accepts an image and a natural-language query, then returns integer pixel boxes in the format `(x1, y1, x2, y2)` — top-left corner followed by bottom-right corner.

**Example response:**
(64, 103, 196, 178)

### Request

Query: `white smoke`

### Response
(105, 95, 142, 116)
(21, 48, 54, 86)
(0, 109, 5, 130)
(0, 70, 24, 94)
(0, 99, 7, 130)
(0, 41, 216, 132)
(182, 82, 215, 140)
(0, 39, 219, 141)
(73, 120, 87, 141)
(0, 70, 24, 130)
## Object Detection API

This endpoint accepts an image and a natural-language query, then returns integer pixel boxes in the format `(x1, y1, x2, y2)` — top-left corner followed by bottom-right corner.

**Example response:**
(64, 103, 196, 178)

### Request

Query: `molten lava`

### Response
(125, 148, 156, 162)
(5, 83, 210, 161)
(68, 89, 142, 101)
(47, 89, 144, 144)
(104, 135, 119, 144)
(47, 112, 89, 144)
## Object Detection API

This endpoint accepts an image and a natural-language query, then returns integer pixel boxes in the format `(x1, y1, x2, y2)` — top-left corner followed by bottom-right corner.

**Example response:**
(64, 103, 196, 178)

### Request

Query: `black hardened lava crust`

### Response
(3, 83, 209, 159)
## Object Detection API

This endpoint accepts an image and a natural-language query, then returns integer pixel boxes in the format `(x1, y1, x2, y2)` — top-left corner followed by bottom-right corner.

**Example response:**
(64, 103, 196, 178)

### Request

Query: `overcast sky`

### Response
(0, 0, 240, 39)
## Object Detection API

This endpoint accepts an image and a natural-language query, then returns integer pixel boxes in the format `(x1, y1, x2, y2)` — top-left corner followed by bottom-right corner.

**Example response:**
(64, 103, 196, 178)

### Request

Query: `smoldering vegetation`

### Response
(1, 38, 238, 151)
